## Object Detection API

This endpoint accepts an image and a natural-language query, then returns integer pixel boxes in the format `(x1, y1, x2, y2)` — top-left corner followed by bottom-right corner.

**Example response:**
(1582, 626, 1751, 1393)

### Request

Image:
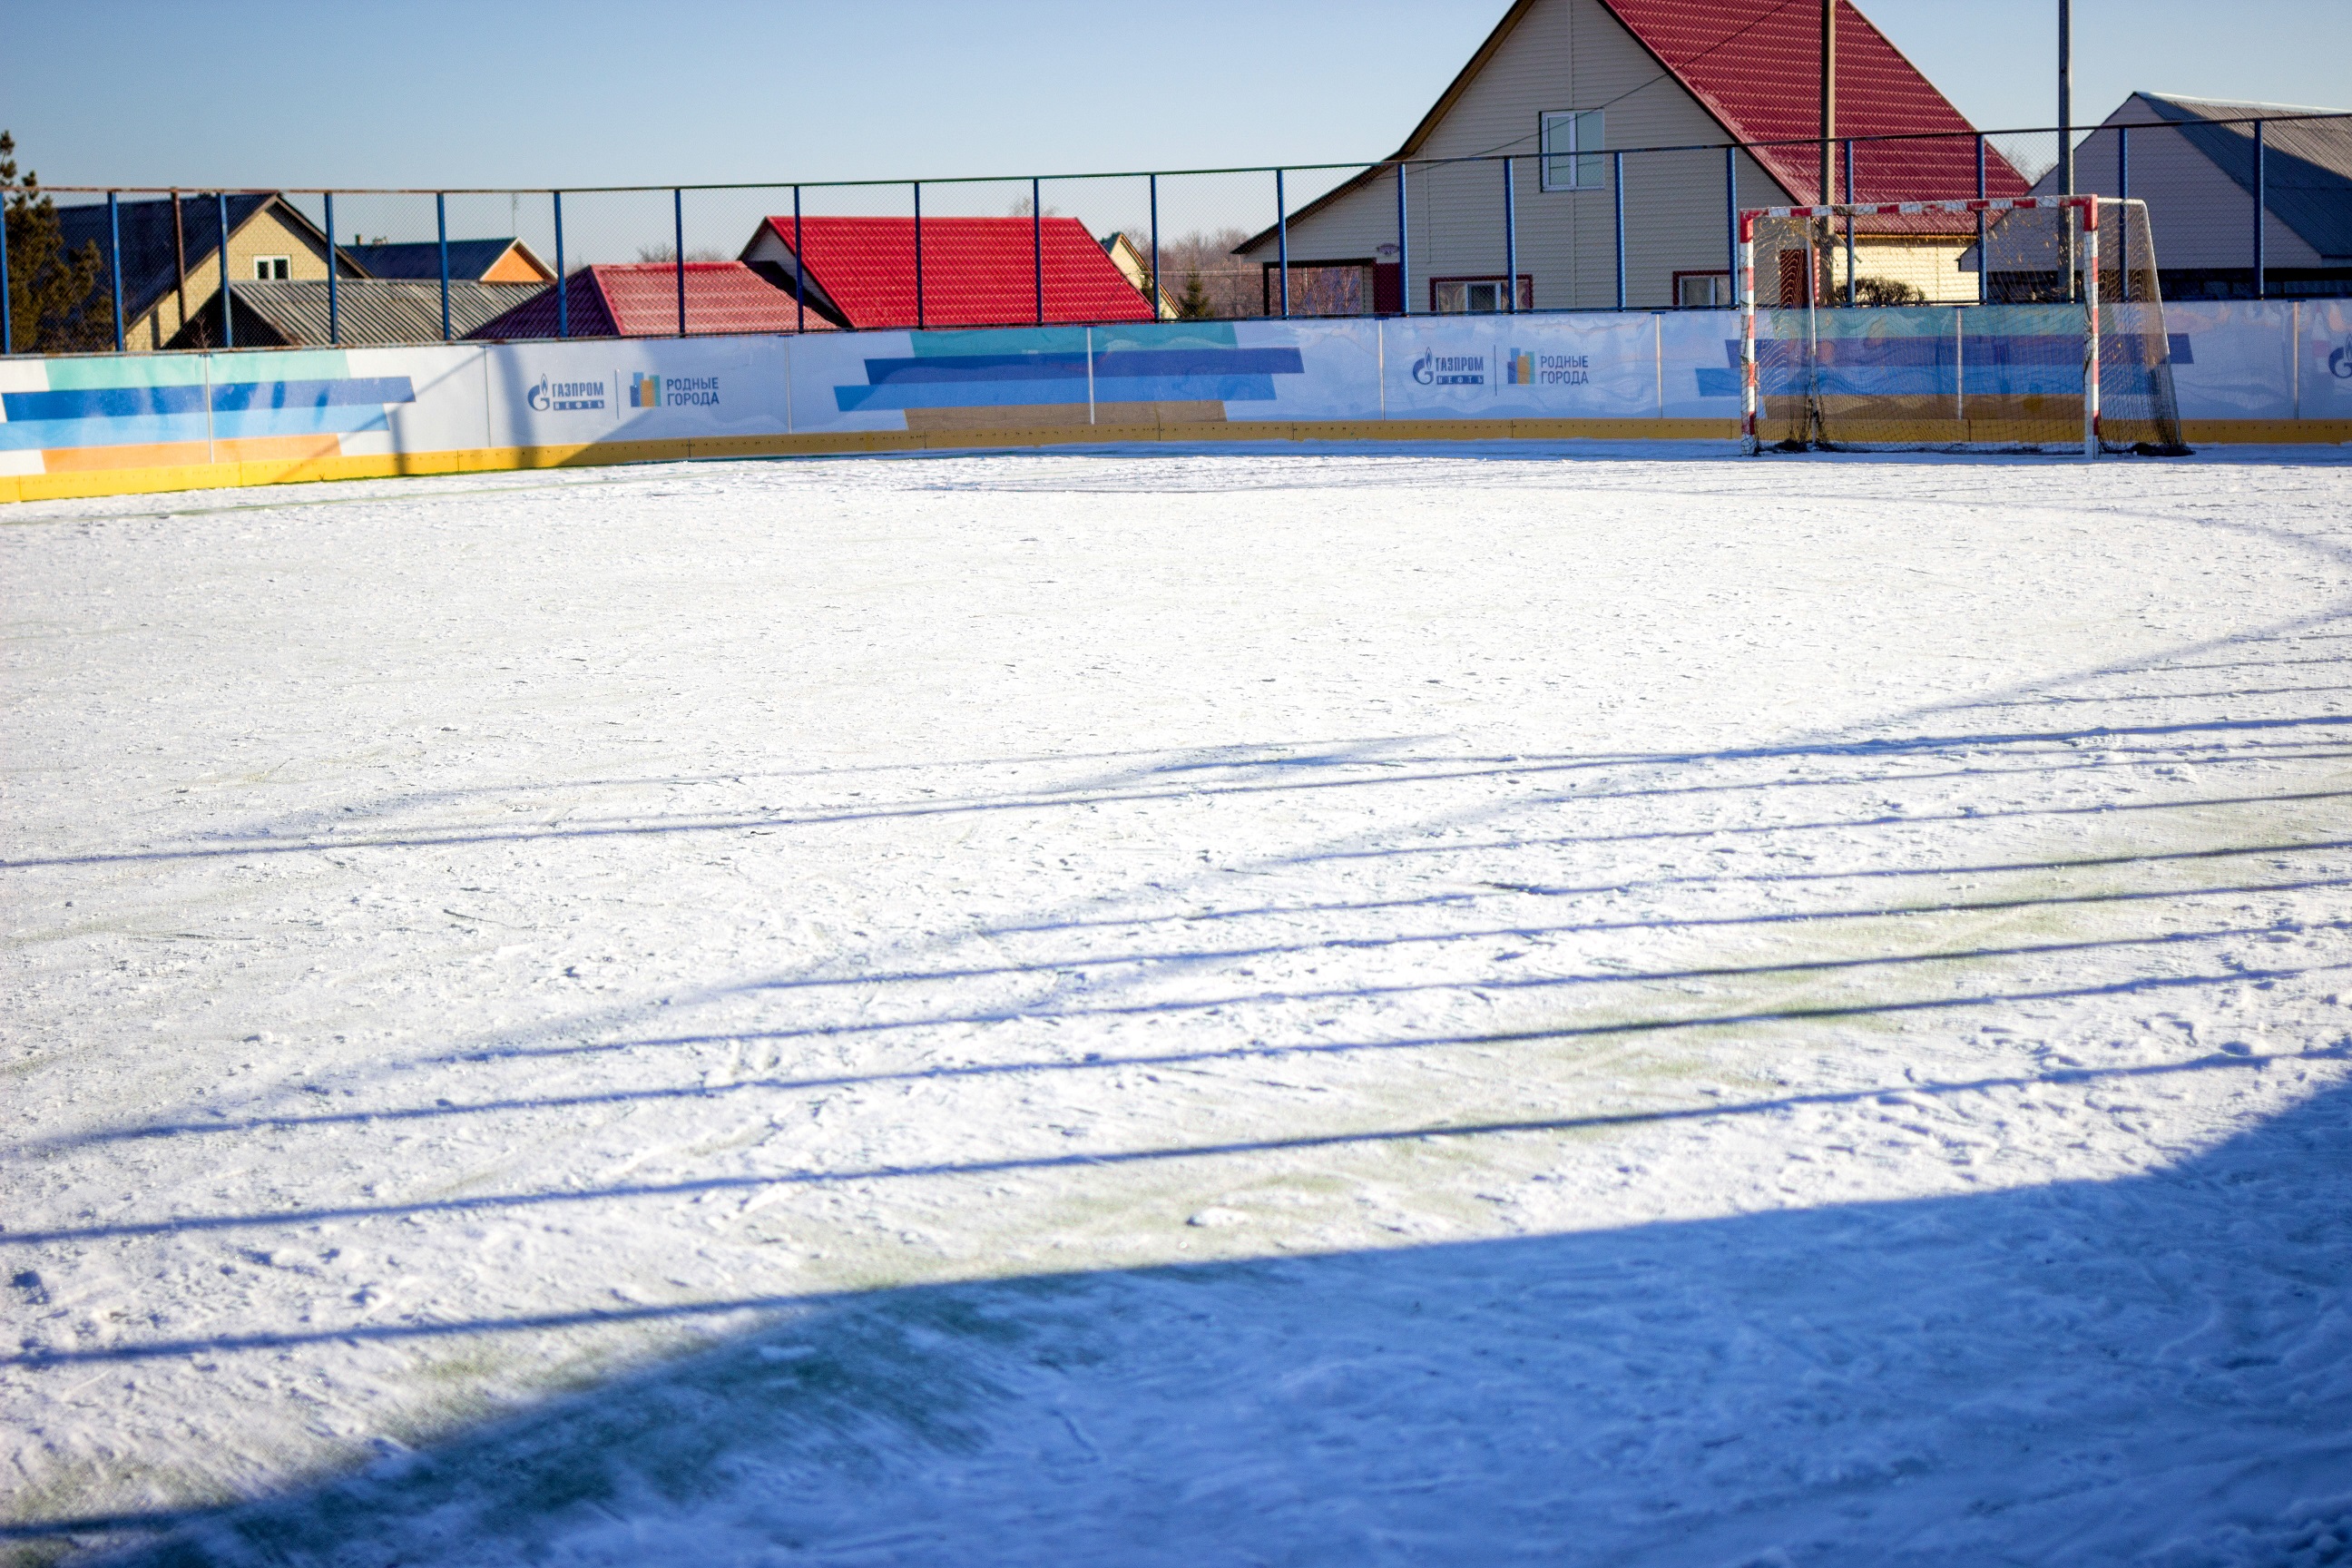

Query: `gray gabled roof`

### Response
(338, 239, 547, 282)
(179, 279, 538, 348)
(2135, 93, 2352, 261)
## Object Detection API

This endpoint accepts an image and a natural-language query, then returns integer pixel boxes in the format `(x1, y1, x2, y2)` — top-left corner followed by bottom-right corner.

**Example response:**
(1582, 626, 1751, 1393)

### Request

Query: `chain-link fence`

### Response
(8, 114, 2344, 356)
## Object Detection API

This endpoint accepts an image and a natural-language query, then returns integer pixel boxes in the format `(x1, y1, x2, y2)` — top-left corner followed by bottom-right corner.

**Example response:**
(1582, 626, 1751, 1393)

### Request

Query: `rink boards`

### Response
(2, 299, 2347, 503)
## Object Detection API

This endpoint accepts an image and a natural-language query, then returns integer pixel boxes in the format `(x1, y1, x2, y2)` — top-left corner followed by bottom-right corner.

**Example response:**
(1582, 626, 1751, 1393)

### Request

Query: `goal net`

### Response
(1740, 197, 2185, 456)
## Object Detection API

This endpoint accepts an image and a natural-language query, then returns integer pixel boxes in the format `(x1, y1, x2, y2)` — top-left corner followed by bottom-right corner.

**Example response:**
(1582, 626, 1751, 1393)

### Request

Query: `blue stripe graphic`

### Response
(210, 377, 415, 412)
(0, 403, 395, 452)
(5, 386, 208, 419)
(0, 415, 211, 451)
(210, 407, 395, 438)
(4, 377, 415, 424)
(1709, 334, 2180, 399)
(858, 348, 1304, 386)
(837, 375, 1282, 413)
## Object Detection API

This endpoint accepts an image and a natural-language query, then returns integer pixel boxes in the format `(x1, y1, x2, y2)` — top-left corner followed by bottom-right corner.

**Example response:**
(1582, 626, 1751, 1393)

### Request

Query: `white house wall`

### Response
(2049, 105, 2319, 272)
(1263, 0, 1792, 311)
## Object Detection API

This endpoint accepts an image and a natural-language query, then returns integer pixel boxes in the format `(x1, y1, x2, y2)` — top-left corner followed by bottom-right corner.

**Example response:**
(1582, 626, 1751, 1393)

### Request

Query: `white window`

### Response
(1540, 110, 1606, 191)
(1676, 272, 1731, 308)
(253, 256, 291, 280)
(1430, 276, 1532, 313)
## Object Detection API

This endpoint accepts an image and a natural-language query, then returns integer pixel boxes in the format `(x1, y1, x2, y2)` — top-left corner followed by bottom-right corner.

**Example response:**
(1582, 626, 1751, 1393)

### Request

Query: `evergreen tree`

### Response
(1175, 270, 1212, 320)
(4, 131, 109, 351)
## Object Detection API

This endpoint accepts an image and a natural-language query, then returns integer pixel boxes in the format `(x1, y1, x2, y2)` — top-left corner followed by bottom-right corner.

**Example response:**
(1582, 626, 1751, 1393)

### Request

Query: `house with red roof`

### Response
(1239, 0, 2027, 313)
(740, 215, 1158, 331)
(468, 261, 824, 340)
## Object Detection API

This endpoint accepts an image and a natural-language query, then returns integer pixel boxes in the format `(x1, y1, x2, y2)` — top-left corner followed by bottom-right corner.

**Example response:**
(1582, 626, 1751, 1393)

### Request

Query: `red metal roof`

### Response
(758, 215, 1158, 330)
(469, 261, 825, 340)
(1598, 0, 2028, 203)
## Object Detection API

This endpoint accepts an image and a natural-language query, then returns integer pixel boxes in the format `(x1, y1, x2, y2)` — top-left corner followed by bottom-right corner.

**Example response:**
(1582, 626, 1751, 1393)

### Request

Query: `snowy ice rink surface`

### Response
(3, 443, 2349, 1566)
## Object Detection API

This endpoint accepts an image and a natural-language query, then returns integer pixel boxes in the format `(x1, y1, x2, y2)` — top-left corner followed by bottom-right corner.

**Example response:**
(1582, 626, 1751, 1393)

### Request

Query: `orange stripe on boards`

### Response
(37, 435, 340, 474)
(212, 435, 346, 464)
(39, 441, 217, 473)
(10, 421, 2352, 506)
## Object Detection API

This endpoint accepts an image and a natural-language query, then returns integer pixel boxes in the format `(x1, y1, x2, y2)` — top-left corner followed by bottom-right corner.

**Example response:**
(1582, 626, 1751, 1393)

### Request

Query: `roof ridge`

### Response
(2137, 90, 2351, 115)
(593, 260, 762, 270)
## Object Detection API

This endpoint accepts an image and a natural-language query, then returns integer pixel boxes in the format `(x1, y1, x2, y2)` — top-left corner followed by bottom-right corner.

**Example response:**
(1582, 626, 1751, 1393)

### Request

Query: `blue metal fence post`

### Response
(1275, 168, 1289, 318)
(218, 191, 234, 349)
(1, 199, 12, 354)
(1612, 151, 1626, 310)
(2251, 118, 2265, 300)
(792, 186, 803, 334)
(436, 191, 451, 341)
(1031, 177, 1044, 325)
(2117, 127, 2132, 302)
(673, 187, 686, 337)
(1149, 173, 1161, 320)
(1504, 156, 1518, 311)
(107, 191, 124, 350)
(1396, 161, 1410, 315)
(1975, 134, 1988, 305)
(554, 191, 567, 338)
(913, 181, 924, 329)
(1842, 139, 1856, 305)
(1724, 144, 1738, 300)
(325, 191, 338, 345)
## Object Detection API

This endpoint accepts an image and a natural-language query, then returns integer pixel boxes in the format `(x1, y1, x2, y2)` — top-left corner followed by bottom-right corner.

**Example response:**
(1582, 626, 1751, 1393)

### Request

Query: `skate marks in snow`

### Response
(2, 453, 2349, 1563)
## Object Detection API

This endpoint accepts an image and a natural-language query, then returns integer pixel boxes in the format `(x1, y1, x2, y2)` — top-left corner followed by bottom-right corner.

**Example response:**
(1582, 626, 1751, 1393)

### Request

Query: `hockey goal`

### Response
(1739, 196, 2186, 456)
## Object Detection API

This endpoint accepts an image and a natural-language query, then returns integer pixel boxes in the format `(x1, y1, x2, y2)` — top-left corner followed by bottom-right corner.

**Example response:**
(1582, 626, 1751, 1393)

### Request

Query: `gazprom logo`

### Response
(526, 374, 607, 412)
(1411, 350, 1485, 387)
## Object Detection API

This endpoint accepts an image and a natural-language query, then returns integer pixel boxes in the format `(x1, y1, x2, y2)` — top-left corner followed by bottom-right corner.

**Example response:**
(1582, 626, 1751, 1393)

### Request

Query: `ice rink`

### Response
(5, 444, 2349, 1565)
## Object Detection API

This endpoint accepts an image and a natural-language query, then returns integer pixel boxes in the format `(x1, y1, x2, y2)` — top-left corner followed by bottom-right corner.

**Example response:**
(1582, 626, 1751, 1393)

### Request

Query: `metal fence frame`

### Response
(4, 113, 2343, 355)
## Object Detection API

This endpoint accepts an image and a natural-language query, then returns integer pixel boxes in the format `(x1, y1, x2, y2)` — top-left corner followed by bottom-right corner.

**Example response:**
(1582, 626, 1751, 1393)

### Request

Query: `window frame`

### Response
(1427, 274, 1535, 314)
(1539, 110, 1606, 192)
(252, 255, 292, 281)
(1672, 270, 1733, 309)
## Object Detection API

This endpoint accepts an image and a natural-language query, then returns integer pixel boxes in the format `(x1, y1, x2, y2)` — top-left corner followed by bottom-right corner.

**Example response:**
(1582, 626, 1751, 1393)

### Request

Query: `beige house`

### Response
(1100, 232, 1179, 319)
(1240, 0, 2028, 313)
(56, 193, 349, 351)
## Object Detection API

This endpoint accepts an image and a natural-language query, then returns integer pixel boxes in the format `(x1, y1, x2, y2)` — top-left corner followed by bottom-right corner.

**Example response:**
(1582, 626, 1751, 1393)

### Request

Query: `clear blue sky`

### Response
(4, 0, 2340, 192)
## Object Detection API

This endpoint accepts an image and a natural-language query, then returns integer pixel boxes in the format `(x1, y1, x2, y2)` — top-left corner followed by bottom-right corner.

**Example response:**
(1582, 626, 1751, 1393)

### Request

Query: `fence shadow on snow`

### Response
(2, 486, 2348, 1563)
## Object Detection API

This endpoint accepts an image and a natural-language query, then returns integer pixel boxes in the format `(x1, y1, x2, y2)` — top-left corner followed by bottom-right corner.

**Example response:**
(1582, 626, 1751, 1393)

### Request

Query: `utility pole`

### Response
(1820, 0, 1838, 205)
(2058, 0, 2073, 194)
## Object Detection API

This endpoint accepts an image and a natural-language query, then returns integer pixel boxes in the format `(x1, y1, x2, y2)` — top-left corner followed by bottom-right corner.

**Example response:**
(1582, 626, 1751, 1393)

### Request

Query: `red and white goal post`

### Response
(1738, 195, 2186, 456)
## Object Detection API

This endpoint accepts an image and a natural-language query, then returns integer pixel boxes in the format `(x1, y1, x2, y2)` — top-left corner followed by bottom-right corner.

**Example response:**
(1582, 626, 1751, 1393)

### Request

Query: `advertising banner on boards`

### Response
(350, 345, 495, 456)
(2298, 299, 2352, 423)
(1217, 319, 1380, 422)
(0, 344, 488, 476)
(4, 300, 2336, 498)
(783, 319, 1380, 435)
(2165, 300, 2297, 420)
(1657, 310, 1746, 419)
(484, 336, 791, 449)
(1380, 314, 1662, 420)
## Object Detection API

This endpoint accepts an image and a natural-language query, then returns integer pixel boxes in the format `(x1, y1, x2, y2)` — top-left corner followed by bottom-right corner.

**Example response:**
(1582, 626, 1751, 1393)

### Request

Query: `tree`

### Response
(1175, 270, 1213, 320)
(1156, 227, 1257, 319)
(3, 131, 109, 351)
(634, 242, 731, 263)
(1854, 275, 1927, 307)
